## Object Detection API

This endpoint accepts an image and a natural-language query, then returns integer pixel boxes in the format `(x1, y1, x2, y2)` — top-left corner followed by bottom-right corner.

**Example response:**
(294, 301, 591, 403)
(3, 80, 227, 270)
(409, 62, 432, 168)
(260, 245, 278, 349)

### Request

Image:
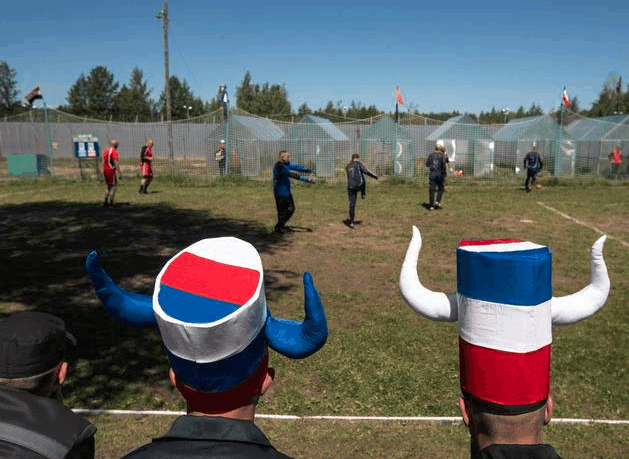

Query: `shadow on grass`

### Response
(0, 200, 295, 409)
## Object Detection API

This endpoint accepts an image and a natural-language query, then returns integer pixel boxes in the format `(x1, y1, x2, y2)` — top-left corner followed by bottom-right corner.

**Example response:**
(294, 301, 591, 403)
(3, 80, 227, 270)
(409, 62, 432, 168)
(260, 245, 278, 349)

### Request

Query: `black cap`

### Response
(0, 312, 76, 379)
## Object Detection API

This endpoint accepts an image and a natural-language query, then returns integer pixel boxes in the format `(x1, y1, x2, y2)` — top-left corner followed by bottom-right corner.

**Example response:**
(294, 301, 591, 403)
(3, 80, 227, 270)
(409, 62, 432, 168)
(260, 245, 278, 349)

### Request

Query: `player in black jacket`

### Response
(523, 146, 543, 192)
(345, 154, 378, 228)
(425, 141, 450, 209)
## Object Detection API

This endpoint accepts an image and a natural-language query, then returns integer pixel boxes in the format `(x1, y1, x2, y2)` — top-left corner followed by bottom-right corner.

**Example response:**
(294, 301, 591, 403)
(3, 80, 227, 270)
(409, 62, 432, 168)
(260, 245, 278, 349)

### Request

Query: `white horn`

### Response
(551, 235, 610, 325)
(399, 226, 458, 322)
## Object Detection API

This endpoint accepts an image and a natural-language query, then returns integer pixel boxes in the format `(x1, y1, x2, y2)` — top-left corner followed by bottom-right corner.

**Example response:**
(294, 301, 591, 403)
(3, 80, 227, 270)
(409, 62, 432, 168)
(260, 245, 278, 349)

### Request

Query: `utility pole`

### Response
(157, 1, 173, 164)
(616, 76, 622, 114)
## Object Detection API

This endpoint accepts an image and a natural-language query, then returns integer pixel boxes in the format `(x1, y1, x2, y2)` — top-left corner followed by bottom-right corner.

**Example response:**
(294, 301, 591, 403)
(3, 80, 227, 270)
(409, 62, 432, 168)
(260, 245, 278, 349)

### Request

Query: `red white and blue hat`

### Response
(400, 226, 610, 413)
(153, 238, 268, 391)
(84, 237, 328, 392)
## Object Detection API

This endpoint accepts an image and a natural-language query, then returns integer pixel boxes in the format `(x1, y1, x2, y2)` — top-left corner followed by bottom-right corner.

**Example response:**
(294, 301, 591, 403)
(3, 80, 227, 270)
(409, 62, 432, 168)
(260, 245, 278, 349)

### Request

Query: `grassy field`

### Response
(1, 174, 628, 458)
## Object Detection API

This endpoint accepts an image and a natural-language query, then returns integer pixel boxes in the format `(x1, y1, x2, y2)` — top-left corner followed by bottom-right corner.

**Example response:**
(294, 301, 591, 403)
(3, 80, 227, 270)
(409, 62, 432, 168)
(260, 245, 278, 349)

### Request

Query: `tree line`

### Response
(1, 61, 627, 124)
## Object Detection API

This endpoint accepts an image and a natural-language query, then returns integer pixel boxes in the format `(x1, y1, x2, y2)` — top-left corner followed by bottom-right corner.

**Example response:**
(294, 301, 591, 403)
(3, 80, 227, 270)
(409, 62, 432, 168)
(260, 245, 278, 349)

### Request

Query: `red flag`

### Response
(395, 87, 404, 105)
(562, 87, 569, 107)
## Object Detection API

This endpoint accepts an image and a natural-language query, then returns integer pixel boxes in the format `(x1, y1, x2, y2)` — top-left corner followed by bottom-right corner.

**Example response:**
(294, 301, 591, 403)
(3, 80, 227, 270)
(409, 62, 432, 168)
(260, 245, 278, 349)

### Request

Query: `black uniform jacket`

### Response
(0, 386, 96, 459)
(121, 415, 294, 459)
(475, 443, 563, 459)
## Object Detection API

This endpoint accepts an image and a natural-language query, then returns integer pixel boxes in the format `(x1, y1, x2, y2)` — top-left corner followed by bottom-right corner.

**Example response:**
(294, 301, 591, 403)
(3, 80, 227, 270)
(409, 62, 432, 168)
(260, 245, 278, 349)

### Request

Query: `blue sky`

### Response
(2, 0, 628, 115)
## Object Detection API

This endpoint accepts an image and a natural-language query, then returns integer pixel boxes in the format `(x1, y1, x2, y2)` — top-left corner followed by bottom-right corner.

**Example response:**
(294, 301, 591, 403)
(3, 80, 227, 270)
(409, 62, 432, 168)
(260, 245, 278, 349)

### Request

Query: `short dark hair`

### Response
(351, 154, 360, 160)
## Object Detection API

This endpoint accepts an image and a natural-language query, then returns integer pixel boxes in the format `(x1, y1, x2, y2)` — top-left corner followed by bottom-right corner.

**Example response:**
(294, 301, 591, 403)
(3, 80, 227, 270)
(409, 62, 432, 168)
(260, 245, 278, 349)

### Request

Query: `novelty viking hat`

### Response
(84, 237, 328, 392)
(400, 226, 610, 413)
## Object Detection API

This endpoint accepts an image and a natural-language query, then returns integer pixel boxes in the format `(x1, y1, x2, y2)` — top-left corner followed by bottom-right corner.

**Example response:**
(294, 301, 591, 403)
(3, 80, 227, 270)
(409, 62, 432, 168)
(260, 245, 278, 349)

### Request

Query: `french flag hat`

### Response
(84, 237, 328, 392)
(400, 226, 609, 413)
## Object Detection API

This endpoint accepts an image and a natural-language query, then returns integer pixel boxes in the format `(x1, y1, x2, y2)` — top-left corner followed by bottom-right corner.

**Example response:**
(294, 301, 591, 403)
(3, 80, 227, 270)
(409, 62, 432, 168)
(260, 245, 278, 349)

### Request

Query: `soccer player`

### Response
(345, 154, 378, 228)
(102, 139, 121, 207)
(272, 150, 315, 233)
(425, 140, 449, 209)
(138, 139, 153, 194)
(523, 145, 543, 192)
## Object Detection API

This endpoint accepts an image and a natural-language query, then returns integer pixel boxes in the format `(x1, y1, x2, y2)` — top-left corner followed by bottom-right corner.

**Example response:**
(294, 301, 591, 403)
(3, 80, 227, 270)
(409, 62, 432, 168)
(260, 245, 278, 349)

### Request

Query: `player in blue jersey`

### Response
(273, 150, 315, 233)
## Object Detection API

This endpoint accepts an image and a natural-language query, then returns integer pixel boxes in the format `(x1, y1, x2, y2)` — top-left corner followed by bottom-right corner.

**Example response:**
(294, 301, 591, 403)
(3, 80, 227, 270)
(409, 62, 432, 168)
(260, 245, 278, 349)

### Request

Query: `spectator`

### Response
(345, 153, 378, 228)
(523, 145, 543, 192)
(609, 145, 622, 179)
(83, 237, 328, 459)
(0, 312, 96, 459)
(215, 139, 226, 176)
(399, 226, 610, 459)
(272, 150, 315, 234)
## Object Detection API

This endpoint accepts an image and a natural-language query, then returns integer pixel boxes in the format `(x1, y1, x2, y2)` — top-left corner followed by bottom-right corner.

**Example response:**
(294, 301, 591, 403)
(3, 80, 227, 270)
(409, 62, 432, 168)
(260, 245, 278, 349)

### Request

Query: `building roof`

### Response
(566, 114, 629, 140)
(285, 115, 348, 141)
(360, 117, 412, 141)
(426, 115, 490, 141)
(232, 115, 284, 140)
(493, 115, 573, 140)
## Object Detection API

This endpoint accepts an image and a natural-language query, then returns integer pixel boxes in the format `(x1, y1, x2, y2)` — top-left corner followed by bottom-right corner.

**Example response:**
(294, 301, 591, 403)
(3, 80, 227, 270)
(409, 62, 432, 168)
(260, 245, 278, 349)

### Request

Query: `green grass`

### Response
(1, 176, 628, 458)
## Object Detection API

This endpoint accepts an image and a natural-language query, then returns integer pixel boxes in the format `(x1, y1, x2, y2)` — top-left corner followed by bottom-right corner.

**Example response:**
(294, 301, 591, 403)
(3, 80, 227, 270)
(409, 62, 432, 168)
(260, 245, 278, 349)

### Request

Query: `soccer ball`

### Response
(536, 184, 542, 189)
(455, 170, 463, 177)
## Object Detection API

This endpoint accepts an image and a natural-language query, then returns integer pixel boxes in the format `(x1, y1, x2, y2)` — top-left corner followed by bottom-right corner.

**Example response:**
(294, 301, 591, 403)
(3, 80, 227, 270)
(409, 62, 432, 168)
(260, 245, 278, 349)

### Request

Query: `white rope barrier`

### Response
(73, 409, 629, 425)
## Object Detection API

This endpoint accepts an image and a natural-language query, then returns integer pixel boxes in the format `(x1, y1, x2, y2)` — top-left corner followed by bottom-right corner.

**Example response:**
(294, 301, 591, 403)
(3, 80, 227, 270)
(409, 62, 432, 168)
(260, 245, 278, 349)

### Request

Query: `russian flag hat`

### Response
(399, 226, 610, 413)
(84, 237, 328, 392)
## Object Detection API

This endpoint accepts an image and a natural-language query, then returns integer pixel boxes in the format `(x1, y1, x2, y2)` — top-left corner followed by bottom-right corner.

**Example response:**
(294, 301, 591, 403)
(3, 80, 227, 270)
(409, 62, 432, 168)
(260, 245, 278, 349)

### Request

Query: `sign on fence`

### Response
(73, 134, 100, 158)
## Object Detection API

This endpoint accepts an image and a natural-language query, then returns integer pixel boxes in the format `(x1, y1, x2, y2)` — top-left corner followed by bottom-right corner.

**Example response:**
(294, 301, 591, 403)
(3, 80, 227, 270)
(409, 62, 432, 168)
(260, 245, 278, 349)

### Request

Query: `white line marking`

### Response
(72, 409, 629, 425)
(537, 202, 629, 248)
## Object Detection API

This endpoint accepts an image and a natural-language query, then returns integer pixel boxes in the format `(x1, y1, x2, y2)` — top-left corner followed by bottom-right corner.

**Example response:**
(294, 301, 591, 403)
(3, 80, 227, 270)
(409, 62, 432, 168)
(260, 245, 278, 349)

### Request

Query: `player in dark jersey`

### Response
(523, 145, 543, 192)
(345, 154, 378, 228)
(425, 140, 450, 210)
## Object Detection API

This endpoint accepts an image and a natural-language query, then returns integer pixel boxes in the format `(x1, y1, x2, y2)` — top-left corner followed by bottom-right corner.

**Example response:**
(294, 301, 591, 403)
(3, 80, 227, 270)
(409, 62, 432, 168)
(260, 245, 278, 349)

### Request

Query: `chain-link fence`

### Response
(2, 107, 628, 182)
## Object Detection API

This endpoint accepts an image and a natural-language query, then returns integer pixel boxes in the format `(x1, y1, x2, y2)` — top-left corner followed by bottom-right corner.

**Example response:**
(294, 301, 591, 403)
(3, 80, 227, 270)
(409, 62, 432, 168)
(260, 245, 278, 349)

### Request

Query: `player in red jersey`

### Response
(138, 139, 154, 194)
(102, 139, 121, 207)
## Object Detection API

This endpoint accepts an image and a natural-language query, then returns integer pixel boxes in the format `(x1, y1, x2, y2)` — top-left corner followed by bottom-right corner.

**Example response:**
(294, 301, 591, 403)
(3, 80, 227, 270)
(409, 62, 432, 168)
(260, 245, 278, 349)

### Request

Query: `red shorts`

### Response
(140, 163, 152, 178)
(104, 169, 117, 186)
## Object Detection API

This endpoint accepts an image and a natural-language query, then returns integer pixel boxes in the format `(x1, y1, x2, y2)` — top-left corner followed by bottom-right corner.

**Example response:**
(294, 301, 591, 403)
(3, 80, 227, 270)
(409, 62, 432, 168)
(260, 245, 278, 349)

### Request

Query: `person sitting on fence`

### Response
(0, 312, 97, 459)
(399, 226, 610, 459)
(83, 237, 328, 459)
(138, 138, 153, 194)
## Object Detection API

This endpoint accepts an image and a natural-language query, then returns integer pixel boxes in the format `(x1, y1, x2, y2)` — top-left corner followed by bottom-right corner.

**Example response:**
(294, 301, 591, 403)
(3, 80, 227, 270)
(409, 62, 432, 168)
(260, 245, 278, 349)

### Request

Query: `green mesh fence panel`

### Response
(3, 107, 629, 182)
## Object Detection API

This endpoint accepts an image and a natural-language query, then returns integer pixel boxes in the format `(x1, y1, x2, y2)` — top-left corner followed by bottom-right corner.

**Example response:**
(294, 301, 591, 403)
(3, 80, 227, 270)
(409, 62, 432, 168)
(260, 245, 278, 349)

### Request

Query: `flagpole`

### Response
(555, 90, 566, 176)
(43, 101, 54, 175)
(395, 102, 399, 123)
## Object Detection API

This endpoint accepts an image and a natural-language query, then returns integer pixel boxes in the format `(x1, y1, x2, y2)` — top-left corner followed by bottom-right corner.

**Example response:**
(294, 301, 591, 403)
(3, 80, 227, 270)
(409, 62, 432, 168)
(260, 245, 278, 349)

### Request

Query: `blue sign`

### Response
(73, 134, 100, 158)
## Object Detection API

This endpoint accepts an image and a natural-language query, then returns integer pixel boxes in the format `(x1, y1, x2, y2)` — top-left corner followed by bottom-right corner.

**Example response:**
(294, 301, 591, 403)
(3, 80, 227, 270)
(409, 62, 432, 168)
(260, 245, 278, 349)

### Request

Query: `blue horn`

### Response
(84, 250, 156, 328)
(265, 272, 328, 359)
